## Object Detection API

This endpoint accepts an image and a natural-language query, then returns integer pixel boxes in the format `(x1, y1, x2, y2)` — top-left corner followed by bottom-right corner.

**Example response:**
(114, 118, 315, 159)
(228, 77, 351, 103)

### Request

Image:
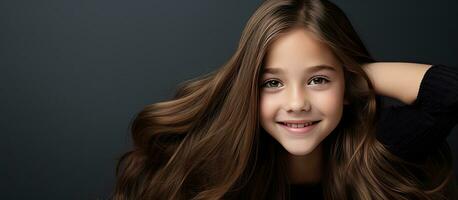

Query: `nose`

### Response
(285, 86, 311, 112)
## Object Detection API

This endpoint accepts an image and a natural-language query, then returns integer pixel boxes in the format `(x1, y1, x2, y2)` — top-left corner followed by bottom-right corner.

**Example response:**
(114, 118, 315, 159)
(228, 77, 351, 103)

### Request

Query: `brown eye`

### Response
(262, 80, 282, 88)
(309, 77, 330, 85)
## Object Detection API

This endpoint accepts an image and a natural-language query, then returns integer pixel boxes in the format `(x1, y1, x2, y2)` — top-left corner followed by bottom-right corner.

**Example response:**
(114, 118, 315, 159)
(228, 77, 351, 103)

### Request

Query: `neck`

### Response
(286, 143, 323, 185)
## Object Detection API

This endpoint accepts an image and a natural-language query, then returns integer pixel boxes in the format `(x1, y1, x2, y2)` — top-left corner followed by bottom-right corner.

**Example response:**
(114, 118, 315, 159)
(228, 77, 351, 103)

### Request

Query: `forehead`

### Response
(263, 28, 340, 73)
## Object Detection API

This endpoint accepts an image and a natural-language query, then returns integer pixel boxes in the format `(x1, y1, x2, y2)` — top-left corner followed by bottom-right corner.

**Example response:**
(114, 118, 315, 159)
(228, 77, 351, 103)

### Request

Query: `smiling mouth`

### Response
(277, 121, 320, 127)
(277, 120, 321, 134)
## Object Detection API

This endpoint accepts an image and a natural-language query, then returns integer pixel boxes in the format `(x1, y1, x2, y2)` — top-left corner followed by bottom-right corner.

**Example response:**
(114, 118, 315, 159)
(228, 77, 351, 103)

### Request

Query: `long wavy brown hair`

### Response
(112, 0, 457, 199)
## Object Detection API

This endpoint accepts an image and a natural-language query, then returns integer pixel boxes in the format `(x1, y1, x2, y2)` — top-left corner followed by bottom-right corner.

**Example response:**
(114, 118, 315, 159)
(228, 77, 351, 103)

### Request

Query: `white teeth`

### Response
(285, 122, 313, 128)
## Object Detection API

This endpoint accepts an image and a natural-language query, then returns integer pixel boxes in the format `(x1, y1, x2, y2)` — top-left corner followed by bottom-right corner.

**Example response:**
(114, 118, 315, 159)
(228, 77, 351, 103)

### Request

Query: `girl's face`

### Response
(259, 28, 347, 156)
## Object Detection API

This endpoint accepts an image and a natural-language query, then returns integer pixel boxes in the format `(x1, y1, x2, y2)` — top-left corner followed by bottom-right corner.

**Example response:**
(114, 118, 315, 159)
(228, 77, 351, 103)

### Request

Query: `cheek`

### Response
(310, 83, 344, 114)
(259, 95, 277, 126)
(322, 87, 345, 119)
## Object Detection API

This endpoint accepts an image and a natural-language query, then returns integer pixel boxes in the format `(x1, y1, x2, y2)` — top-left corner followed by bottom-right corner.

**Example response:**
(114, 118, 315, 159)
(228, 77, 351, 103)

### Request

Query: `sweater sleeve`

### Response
(375, 64, 458, 162)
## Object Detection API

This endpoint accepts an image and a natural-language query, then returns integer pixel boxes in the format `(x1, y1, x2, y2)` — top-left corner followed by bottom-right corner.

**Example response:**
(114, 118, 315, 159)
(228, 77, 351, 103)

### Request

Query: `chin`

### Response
(284, 144, 317, 156)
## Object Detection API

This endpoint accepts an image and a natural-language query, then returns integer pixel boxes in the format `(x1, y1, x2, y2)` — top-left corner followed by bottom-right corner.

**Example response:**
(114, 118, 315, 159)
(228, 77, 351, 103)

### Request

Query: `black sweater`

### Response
(289, 64, 458, 199)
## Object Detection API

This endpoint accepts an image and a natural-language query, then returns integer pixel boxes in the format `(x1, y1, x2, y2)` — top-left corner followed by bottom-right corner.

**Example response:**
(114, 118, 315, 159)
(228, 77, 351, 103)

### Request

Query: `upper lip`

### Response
(279, 120, 320, 124)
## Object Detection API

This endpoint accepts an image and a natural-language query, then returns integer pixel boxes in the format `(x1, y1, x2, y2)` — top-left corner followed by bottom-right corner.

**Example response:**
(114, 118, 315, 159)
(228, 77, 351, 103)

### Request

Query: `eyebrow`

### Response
(261, 64, 337, 75)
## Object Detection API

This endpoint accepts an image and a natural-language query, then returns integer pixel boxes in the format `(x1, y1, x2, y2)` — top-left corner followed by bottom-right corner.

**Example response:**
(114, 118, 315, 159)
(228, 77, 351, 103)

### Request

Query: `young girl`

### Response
(113, 0, 457, 199)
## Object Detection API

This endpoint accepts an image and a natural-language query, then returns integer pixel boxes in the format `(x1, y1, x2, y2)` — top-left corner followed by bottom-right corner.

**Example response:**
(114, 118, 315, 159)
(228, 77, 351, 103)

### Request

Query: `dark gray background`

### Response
(1, 0, 457, 199)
